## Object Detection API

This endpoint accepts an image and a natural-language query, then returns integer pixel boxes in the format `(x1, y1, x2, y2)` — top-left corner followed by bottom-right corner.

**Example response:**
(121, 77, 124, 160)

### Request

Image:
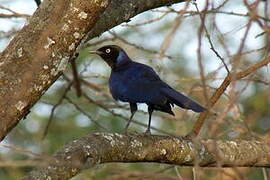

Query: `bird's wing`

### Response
(137, 64, 163, 83)
(110, 63, 166, 104)
(134, 63, 206, 112)
(125, 64, 169, 104)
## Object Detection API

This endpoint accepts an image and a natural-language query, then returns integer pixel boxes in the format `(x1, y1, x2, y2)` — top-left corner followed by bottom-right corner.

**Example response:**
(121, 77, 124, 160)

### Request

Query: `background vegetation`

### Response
(0, 0, 269, 179)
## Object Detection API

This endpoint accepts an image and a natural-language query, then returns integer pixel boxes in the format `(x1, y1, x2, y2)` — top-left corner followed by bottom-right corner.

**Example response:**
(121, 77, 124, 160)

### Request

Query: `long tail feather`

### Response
(161, 87, 206, 113)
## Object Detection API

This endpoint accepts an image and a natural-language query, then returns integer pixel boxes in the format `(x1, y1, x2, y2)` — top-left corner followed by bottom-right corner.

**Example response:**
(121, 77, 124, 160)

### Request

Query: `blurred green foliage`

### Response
(0, 0, 270, 179)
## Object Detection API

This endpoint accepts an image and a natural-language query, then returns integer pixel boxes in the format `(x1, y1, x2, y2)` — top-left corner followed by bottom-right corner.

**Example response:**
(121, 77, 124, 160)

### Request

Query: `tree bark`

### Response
(0, 0, 185, 141)
(85, 0, 185, 41)
(23, 133, 270, 179)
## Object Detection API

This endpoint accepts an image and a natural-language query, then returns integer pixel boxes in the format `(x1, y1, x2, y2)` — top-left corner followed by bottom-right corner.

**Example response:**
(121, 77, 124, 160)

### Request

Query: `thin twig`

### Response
(123, 12, 169, 27)
(193, 1, 230, 74)
(196, 3, 209, 103)
(0, 5, 29, 18)
(71, 53, 82, 97)
(191, 55, 270, 136)
(64, 96, 108, 130)
(109, 31, 173, 59)
(42, 82, 73, 139)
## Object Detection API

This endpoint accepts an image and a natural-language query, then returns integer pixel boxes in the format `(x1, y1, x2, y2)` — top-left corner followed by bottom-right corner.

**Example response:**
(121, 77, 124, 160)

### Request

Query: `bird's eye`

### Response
(105, 49, 111, 53)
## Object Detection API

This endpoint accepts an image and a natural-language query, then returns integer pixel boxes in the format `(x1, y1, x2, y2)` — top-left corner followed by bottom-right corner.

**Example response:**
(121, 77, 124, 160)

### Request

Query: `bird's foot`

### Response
(143, 129, 151, 136)
(121, 129, 129, 135)
(183, 131, 197, 140)
(121, 129, 140, 136)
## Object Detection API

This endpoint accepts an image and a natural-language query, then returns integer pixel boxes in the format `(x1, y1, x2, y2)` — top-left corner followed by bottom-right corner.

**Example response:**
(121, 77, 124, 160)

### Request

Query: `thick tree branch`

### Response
(0, 0, 187, 141)
(85, 0, 185, 41)
(23, 133, 270, 179)
(0, 0, 110, 141)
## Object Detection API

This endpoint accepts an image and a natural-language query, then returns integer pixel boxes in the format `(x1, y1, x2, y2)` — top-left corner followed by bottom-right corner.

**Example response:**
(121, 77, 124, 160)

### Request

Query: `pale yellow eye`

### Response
(105, 49, 111, 53)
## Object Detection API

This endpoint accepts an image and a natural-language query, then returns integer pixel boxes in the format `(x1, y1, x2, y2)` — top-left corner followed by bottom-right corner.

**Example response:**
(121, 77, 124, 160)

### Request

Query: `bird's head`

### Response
(90, 45, 131, 69)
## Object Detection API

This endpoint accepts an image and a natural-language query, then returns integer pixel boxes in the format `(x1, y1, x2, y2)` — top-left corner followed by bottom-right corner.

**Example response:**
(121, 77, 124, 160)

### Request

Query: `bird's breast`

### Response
(109, 73, 129, 101)
(108, 65, 169, 105)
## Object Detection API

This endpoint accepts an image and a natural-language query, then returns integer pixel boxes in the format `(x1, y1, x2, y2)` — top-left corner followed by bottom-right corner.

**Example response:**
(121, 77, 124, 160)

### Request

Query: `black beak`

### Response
(89, 50, 103, 55)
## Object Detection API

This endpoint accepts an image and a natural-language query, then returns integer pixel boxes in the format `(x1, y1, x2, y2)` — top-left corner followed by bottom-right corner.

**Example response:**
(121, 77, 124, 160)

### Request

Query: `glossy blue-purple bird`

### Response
(90, 45, 206, 134)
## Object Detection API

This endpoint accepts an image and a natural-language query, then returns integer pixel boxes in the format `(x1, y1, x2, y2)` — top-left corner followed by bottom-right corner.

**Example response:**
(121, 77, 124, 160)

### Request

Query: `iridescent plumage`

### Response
(90, 45, 206, 134)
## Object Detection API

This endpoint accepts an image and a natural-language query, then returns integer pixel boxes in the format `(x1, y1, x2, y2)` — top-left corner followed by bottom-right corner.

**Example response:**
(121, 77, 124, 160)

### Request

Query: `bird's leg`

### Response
(123, 103, 137, 134)
(145, 105, 154, 135)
